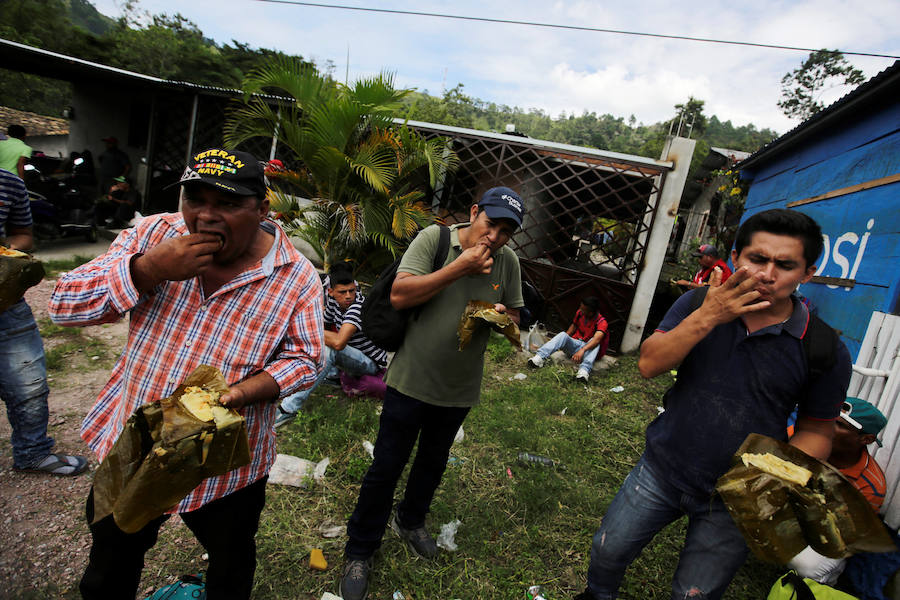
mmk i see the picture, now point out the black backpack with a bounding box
[686,286,838,380]
[361,225,450,352]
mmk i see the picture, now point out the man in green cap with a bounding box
[787,396,887,584]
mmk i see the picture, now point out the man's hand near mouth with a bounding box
[130,233,223,293]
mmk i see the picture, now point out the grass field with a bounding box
[143,333,784,599]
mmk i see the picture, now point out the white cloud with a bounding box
[88,0,900,135]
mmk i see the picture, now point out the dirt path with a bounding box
[0,279,128,597]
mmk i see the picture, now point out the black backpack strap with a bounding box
[687,286,708,312]
[802,312,838,381]
[779,571,817,600]
[432,225,450,272]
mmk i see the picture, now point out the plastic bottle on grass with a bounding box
[517,452,557,468]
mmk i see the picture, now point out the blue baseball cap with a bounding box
[478,187,524,228]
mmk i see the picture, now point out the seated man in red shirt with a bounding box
[788,396,887,584]
[527,296,609,382]
[675,244,733,289]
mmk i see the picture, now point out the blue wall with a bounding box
[741,102,900,360]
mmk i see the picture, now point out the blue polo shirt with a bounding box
[644,288,851,496]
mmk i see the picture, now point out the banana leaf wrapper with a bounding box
[92,365,252,533]
[457,300,521,351]
[716,433,896,564]
[0,249,45,313]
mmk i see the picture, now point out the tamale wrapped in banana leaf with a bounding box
[0,245,45,313]
[92,365,251,533]
[457,300,521,351]
[716,433,895,564]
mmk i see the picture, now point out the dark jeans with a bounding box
[345,386,470,559]
[80,476,267,600]
[0,300,54,469]
[586,455,748,600]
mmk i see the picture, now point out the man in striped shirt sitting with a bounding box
[50,148,324,599]
[276,262,388,428]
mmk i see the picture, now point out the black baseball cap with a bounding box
[478,187,524,228]
[177,148,268,198]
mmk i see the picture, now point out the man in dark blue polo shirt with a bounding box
[575,209,852,600]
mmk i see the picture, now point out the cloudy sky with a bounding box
[92,0,899,135]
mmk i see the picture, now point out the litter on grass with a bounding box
[309,548,327,570]
[437,519,462,551]
[267,454,329,487]
[362,440,375,458]
[510,372,527,381]
[320,593,342,600]
[318,521,346,538]
[454,426,464,444]
[609,385,625,393]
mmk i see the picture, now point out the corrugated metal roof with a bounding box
[740,60,900,170]
[401,119,673,170]
[0,106,68,136]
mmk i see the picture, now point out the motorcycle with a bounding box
[24,156,98,243]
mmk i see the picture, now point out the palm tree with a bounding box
[223,56,458,273]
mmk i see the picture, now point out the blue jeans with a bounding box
[586,455,748,600]
[345,386,470,559]
[0,300,54,468]
[536,332,600,372]
[280,345,378,414]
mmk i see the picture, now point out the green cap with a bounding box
[113,175,127,183]
[840,397,887,446]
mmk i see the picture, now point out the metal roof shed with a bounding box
[739,60,900,360]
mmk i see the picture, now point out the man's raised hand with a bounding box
[131,233,223,291]
[699,266,771,326]
[457,243,494,275]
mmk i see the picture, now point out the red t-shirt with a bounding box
[571,310,610,356]
[693,259,732,285]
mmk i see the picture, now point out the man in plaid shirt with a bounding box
[49,148,324,599]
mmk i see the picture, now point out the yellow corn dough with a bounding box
[180,386,222,422]
[0,245,28,257]
[741,452,813,486]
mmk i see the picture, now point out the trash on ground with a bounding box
[320,593,342,600]
[510,372,527,381]
[657,406,665,414]
[669,370,678,376]
[527,584,548,600]
[318,521,346,538]
[447,455,466,466]
[267,453,329,487]
[436,519,462,551]
[506,467,513,479]
[392,592,405,600]
[560,407,567,416]
[454,426,464,444]
[609,385,625,393]
[517,452,558,468]
[309,548,327,570]
[362,440,375,458]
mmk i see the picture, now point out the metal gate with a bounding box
[407,121,672,351]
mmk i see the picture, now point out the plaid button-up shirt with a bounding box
[49,213,323,512]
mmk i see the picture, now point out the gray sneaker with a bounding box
[340,557,373,600]
[390,512,438,559]
[273,407,296,429]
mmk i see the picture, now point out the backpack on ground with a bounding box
[361,225,450,352]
